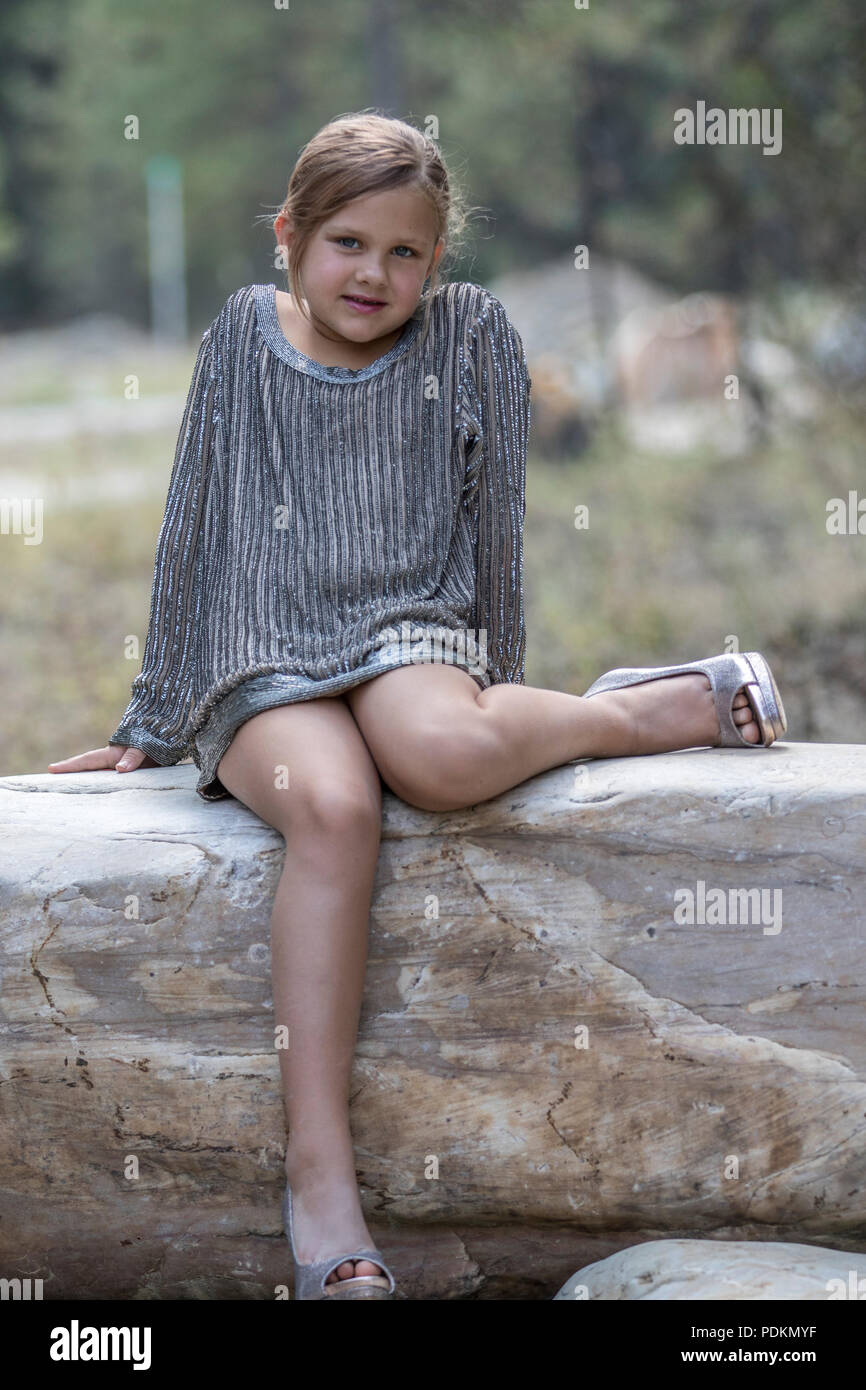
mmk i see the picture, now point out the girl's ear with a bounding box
[275,210,295,243]
[427,237,445,274]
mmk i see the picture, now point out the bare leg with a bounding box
[216,698,386,1284]
[344,665,760,812]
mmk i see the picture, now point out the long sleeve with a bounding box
[108,327,218,763]
[458,291,531,685]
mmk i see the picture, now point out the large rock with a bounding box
[0,740,864,1299]
[554,1238,866,1299]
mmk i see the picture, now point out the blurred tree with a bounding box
[0,0,863,329]
[0,0,68,322]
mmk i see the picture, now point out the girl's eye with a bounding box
[333,237,415,257]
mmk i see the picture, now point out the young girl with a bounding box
[48,111,787,1300]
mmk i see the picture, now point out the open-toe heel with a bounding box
[582,650,787,748]
[282,1182,396,1300]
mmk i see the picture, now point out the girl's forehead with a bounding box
[328,186,436,226]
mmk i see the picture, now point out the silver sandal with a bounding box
[582,650,787,748]
[282,1182,396,1300]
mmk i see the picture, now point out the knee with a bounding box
[383,709,501,813]
[279,776,382,843]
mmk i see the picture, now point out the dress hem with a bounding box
[193,637,493,802]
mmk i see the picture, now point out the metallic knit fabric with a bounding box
[108,280,531,800]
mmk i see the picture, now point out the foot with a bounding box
[588,673,760,757]
[285,1154,386,1287]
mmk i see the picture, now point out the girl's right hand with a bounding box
[48,745,160,774]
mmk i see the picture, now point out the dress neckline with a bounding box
[254,283,423,382]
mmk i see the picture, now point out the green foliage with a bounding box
[1,0,864,328]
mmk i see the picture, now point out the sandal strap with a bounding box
[583,652,776,747]
[686,654,763,746]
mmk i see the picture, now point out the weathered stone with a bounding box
[554,1237,866,1300]
[0,740,864,1299]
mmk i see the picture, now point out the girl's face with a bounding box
[276,185,443,350]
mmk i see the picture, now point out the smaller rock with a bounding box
[553,1239,866,1300]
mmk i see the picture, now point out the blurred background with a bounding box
[1,0,865,781]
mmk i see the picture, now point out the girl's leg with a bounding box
[215,697,386,1285]
[343,664,759,813]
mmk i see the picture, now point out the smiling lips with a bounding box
[343,293,385,308]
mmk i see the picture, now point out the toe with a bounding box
[326,1257,384,1284]
[714,686,762,745]
[732,688,758,725]
[733,697,761,743]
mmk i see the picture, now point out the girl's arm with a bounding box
[459,290,531,686]
[107,326,219,764]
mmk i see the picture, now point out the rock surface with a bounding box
[554,1237,866,1299]
[0,740,864,1299]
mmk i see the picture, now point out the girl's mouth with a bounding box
[343,294,386,312]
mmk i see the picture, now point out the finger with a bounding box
[48,748,119,772]
[114,748,147,770]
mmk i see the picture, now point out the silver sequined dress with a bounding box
[108,280,531,800]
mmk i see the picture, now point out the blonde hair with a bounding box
[257,110,476,342]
